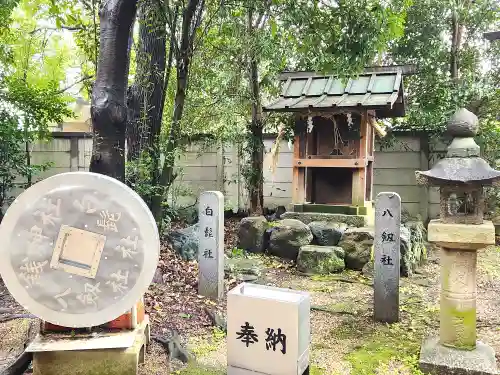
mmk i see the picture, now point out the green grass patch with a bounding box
[340,282,436,374]
[346,324,425,375]
[188,327,226,358]
[309,365,327,375]
[175,364,226,375]
[329,316,377,342]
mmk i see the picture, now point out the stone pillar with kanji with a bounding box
[417,108,500,375]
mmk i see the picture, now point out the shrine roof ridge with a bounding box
[263,66,407,118]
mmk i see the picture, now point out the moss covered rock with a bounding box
[297,245,345,274]
[225,257,264,282]
[168,223,199,261]
[268,219,313,260]
[308,221,347,246]
[401,221,427,276]
[238,216,268,253]
[338,227,374,270]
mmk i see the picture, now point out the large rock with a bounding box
[358,223,427,277]
[297,245,345,274]
[308,221,347,246]
[268,219,313,260]
[400,225,412,277]
[238,216,268,253]
[168,223,199,261]
[400,221,428,276]
[176,206,198,224]
[338,227,374,270]
[281,212,366,227]
[225,257,264,282]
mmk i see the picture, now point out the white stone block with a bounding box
[227,283,310,375]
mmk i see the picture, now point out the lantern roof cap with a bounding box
[446,108,479,137]
[416,108,500,186]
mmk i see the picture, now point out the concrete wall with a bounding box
[5,132,445,221]
[6,133,93,202]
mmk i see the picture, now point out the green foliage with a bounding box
[0,114,50,213]
[6,0,499,222]
[390,0,500,136]
[230,247,246,258]
[46,0,100,96]
[0,0,73,218]
[282,0,412,74]
[125,152,163,203]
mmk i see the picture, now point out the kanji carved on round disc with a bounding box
[0,172,160,328]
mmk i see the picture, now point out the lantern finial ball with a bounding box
[447,108,479,137]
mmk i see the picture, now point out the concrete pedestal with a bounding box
[419,336,497,375]
[29,318,150,375]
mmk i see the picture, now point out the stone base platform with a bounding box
[427,220,495,250]
[281,211,367,227]
[28,318,150,375]
[419,336,498,375]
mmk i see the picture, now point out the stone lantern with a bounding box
[417,108,500,375]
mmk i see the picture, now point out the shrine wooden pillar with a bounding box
[351,112,366,206]
[352,111,372,206]
[292,134,305,204]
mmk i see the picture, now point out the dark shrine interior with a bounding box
[301,113,370,205]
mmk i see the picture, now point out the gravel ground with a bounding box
[193,245,500,374]
[2,218,500,375]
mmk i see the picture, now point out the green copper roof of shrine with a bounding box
[263,69,406,118]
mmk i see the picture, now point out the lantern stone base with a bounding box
[427,220,495,250]
[419,336,498,375]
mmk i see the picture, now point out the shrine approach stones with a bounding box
[238,216,268,253]
[297,245,345,274]
[308,221,347,246]
[268,219,313,260]
[338,228,374,270]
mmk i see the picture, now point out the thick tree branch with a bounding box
[57,75,94,94]
[29,26,84,35]
[90,0,138,181]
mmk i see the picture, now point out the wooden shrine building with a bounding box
[263,67,407,224]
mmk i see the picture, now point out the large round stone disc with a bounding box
[0,172,159,328]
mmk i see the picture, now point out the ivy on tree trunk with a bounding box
[90,0,138,182]
[151,0,205,222]
[245,6,264,215]
[126,1,169,165]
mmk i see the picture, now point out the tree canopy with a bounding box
[0,0,499,220]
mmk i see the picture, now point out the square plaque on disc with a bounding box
[50,225,106,279]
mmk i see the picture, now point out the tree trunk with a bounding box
[450,10,459,80]
[126,2,167,166]
[246,8,264,215]
[90,0,138,182]
[126,84,141,162]
[450,5,465,81]
[151,0,203,222]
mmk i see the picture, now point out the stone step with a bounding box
[281,211,367,227]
